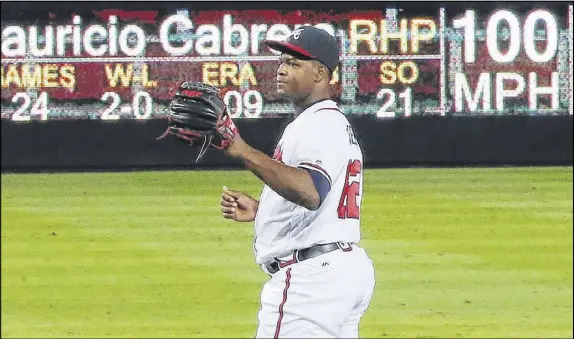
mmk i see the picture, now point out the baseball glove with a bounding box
[157,81,239,161]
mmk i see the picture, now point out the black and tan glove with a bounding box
[157,82,239,161]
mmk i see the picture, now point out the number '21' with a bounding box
[338,159,362,219]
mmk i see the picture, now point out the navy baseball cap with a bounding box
[264,26,340,72]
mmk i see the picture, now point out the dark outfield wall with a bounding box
[1,1,572,171]
[1,116,572,172]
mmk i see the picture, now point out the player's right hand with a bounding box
[220,186,259,222]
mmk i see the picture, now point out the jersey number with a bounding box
[337,159,362,219]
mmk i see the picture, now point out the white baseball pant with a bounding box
[255,244,375,338]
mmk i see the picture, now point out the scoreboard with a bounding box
[1,2,572,121]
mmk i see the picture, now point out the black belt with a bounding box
[264,242,353,275]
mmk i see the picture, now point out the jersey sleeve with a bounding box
[292,110,349,187]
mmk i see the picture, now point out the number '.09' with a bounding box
[223,90,263,118]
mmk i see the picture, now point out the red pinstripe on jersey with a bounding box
[278,252,298,268]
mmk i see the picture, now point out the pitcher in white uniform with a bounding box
[219,26,376,338]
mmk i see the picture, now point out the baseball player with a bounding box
[219,26,376,338]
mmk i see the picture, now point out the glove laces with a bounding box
[195,134,213,163]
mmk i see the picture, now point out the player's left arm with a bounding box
[225,135,322,210]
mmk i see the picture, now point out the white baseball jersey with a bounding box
[253,99,364,265]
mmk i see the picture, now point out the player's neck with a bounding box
[292,90,332,115]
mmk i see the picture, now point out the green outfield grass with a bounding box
[1,167,572,338]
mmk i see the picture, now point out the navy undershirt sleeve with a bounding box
[304,169,331,206]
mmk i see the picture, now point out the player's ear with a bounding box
[315,63,329,83]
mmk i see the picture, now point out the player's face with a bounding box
[276,53,317,101]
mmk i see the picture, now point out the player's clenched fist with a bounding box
[220,186,259,222]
